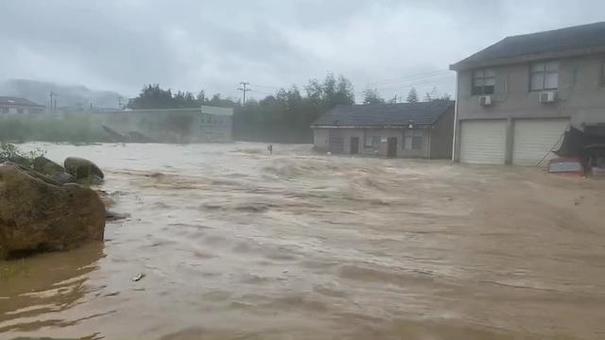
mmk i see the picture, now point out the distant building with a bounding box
[311,101,455,159]
[97,105,233,143]
[450,22,605,165]
[0,96,45,115]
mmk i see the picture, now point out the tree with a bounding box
[128,74,357,144]
[388,95,398,104]
[406,88,418,103]
[127,84,200,109]
[439,93,452,101]
[424,86,439,102]
[362,88,385,104]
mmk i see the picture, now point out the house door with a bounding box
[387,137,397,158]
[350,137,359,154]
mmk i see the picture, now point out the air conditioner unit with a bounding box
[480,95,493,106]
[539,91,557,103]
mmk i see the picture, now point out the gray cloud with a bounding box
[1,0,604,101]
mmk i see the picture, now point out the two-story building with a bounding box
[450,22,605,165]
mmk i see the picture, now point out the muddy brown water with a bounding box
[1,143,605,340]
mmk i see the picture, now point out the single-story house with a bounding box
[450,22,605,165]
[311,100,455,159]
[0,96,45,115]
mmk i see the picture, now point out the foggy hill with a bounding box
[0,79,125,109]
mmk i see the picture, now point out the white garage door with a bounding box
[460,120,507,164]
[512,119,569,166]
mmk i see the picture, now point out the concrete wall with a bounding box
[313,127,432,158]
[98,109,232,143]
[456,54,605,126]
[454,54,605,161]
[313,128,329,151]
[0,106,44,115]
[429,106,454,159]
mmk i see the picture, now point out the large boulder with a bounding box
[33,156,75,185]
[64,157,104,185]
[0,163,105,259]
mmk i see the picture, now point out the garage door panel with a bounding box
[460,120,507,164]
[513,119,569,166]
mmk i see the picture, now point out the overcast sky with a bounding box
[1,0,604,102]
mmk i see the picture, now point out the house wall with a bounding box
[312,127,431,158]
[0,105,45,115]
[313,128,329,151]
[454,54,605,162]
[456,54,605,126]
[429,106,454,159]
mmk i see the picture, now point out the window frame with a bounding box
[364,133,380,148]
[471,68,496,96]
[529,61,559,92]
[403,129,423,150]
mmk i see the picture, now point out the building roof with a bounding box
[311,100,454,128]
[451,22,605,71]
[0,96,45,107]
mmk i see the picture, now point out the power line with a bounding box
[238,81,250,104]
[368,69,451,86]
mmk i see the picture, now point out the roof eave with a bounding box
[450,46,605,71]
[311,124,434,129]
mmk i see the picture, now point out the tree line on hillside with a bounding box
[127,75,450,143]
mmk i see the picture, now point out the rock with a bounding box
[33,156,75,184]
[1,154,31,167]
[0,163,105,260]
[96,190,115,208]
[106,210,130,221]
[64,157,104,184]
[33,156,64,176]
[52,172,76,185]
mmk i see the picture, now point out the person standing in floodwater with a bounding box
[268,144,273,155]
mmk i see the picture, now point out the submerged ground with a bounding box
[1,143,604,339]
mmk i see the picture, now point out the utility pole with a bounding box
[238,81,250,104]
[49,91,56,113]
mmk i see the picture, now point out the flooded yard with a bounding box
[1,143,605,339]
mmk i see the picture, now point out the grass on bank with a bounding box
[0,115,107,143]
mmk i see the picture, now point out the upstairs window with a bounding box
[472,69,495,95]
[530,61,559,91]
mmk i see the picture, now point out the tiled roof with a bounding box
[311,100,454,127]
[451,22,605,70]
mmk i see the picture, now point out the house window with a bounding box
[0,107,8,114]
[472,69,495,95]
[403,129,423,150]
[364,135,380,148]
[530,61,559,91]
[17,108,24,114]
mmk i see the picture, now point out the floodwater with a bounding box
[1,143,605,340]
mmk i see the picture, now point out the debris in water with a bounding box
[132,273,145,282]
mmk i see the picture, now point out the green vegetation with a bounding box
[128,73,356,143]
[0,115,107,143]
[2,74,450,144]
[0,141,46,167]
